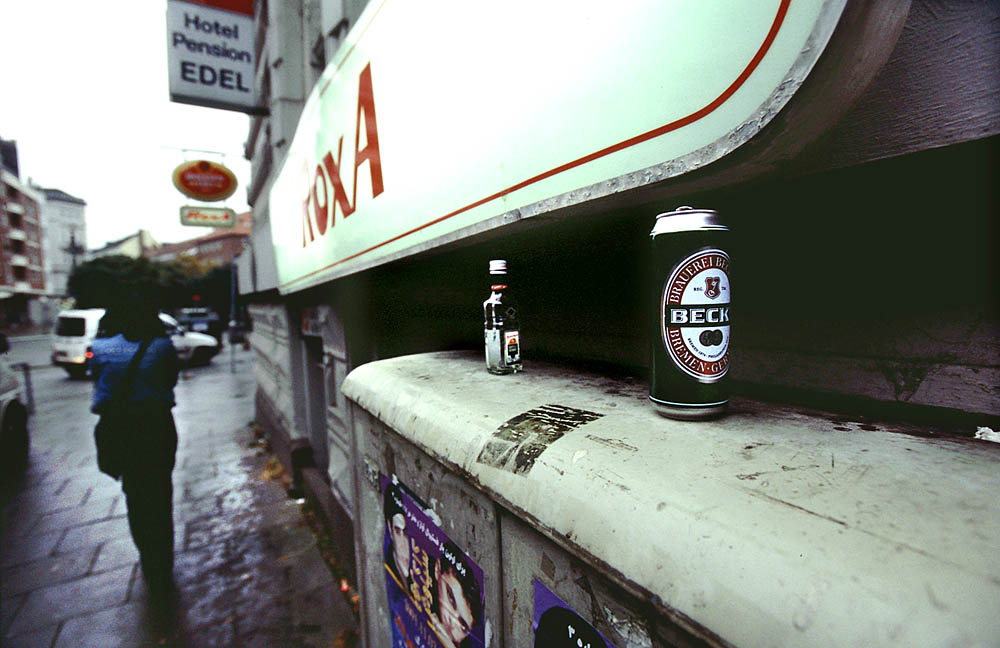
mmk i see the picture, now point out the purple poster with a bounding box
[534,579,617,648]
[382,474,486,648]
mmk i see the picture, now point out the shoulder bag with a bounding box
[94,338,152,479]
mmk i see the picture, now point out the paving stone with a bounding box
[9,467,63,492]
[0,507,40,540]
[180,447,248,470]
[241,629,306,648]
[91,537,140,574]
[1,545,97,597]
[56,516,131,553]
[30,496,118,535]
[182,474,252,503]
[292,581,353,648]
[180,620,238,648]
[174,461,218,483]
[0,591,24,637]
[174,543,231,580]
[4,565,133,636]
[219,481,288,513]
[273,524,319,560]
[0,623,59,648]
[52,478,94,506]
[84,477,125,504]
[52,601,168,648]
[0,527,63,568]
[174,492,221,519]
[31,476,71,498]
[290,543,339,595]
[4,486,78,518]
[108,494,126,517]
[181,578,245,636]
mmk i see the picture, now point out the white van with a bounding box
[51,308,105,378]
[51,308,220,378]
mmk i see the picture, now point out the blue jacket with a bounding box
[90,334,179,414]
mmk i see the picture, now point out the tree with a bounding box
[68,255,176,310]
[68,255,236,319]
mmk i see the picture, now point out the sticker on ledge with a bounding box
[476,404,603,475]
[381,474,487,648]
[534,579,617,647]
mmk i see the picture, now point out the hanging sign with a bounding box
[172,160,238,201]
[166,0,263,114]
[180,205,237,227]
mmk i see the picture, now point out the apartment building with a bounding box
[0,139,46,329]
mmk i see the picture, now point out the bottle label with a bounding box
[503,330,520,364]
[661,248,730,382]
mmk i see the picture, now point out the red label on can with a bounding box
[661,248,730,382]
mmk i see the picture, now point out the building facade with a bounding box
[87,229,159,260]
[37,187,87,297]
[236,2,999,645]
[151,211,250,267]
[0,141,47,329]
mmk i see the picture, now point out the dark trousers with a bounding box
[121,409,178,587]
[122,468,174,582]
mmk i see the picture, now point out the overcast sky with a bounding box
[0,1,251,250]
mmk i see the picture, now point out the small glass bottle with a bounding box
[483,259,522,374]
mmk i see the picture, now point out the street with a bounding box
[0,337,357,647]
[3,334,53,370]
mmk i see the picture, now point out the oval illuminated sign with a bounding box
[172,160,238,201]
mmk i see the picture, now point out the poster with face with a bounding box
[382,474,487,648]
[534,579,617,648]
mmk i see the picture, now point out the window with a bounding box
[56,316,86,336]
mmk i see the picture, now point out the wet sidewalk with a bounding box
[1,350,358,647]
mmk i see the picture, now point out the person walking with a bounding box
[90,299,180,596]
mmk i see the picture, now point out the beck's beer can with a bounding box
[648,206,730,419]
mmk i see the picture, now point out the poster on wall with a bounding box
[382,474,487,648]
[534,579,617,648]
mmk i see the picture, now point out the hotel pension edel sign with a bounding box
[270,0,846,294]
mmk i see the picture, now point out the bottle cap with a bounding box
[489,259,507,274]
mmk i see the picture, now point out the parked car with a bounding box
[159,312,221,366]
[174,307,224,342]
[0,333,29,472]
[51,309,221,378]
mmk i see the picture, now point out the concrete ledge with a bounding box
[343,350,1000,647]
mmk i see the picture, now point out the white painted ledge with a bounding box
[343,351,1000,647]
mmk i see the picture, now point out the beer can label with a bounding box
[661,248,730,382]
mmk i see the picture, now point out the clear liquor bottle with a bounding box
[483,259,522,374]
